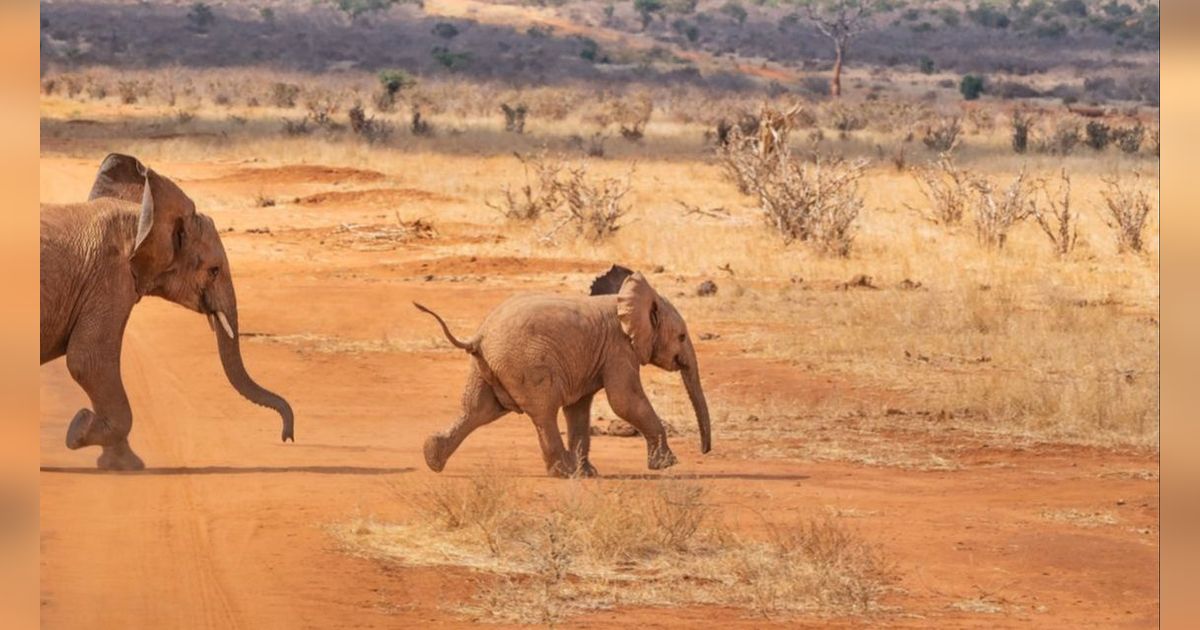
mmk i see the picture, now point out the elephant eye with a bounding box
[678,333,686,342]
[208,266,220,279]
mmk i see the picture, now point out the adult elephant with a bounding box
[40,154,293,470]
[415,265,712,478]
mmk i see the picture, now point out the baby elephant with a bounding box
[415,265,712,478]
[41,154,293,470]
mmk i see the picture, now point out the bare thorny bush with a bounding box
[970,169,1037,250]
[343,471,892,624]
[911,153,971,225]
[1101,171,1154,253]
[486,150,565,222]
[489,151,634,242]
[1030,169,1078,256]
[720,123,866,256]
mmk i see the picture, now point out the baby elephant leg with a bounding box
[66,337,143,471]
[530,408,575,479]
[424,366,509,473]
[564,394,597,477]
[604,374,677,471]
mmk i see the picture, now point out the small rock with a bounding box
[897,278,923,290]
[699,332,720,341]
[696,279,718,296]
[650,264,665,273]
[423,274,434,281]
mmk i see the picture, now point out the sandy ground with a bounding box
[39,155,1158,628]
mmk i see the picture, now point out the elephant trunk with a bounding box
[681,345,712,454]
[208,282,294,442]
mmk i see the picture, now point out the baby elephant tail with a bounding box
[413,302,478,354]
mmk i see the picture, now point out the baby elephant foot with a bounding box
[648,447,678,471]
[423,435,448,473]
[65,409,97,450]
[96,441,145,471]
[574,460,599,479]
[546,454,577,479]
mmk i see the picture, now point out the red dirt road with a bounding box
[39,157,1158,628]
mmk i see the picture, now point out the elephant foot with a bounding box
[574,460,599,479]
[546,454,577,479]
[423,435,447,473]
[648,448,678,471]
[65,409,97,450]
[96,442,145,471]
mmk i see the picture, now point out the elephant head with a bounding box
[89,154,294,442]
[592,265,712,454]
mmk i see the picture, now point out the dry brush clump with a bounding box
[339,471,892,623]
[1030,169,1078,256]
[489,152,634,241]
[970,169,1037,249]
[486,151,566,222]
[921,116,963,153]
[720,125,866,256]
[912,154,971,226]
[1101,171,1154,253]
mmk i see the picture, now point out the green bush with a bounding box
[918,56,936,74]
[960,74,985,100]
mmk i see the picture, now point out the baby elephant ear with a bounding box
[88,153,149,203]
[129,166,197,283]
[589,264,635,296]
[616,272,659,365]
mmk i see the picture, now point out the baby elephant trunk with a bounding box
[209,284,294,442]
[681,346,712,454]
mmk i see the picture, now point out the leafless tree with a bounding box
[797,0,901,98]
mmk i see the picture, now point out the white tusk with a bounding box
[216,311,235,339]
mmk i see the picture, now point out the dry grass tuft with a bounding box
[1101,171,1154,254]
[338,470,893,623]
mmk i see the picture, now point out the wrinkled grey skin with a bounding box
[40,154,293,470]
[415,265,712,478]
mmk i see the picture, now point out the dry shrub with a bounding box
[500,102,527,134]
[271,82,301,108]
[486,151,565,221]
[1085,120,1111,150]
[548,162,635,242]
[921,116,962,153]
[721,126,865,256]
[1038,118,1082,155]
[610,96,653,142]
[1010,109,1034,154]
[912,154,971,225]
[410,104,433,136]
[340,471,892,623]
[1113,122,1144,154]
[971,169,1036,249]
[347,103,393,144]
[1101,171,1154,253]
[827,103,868,138]
[1031,169,1078,256]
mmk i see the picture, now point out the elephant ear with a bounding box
[616,272,659,365]
[88,153,149,203]
[590,264,635,296]
[128,165,197,284]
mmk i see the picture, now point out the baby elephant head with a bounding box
[593,265,712,454]
[89,154,294,442]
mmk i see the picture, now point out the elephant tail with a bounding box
[413,302,479,354]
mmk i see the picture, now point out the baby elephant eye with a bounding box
[208,266,220,279]
[678,333,686,342]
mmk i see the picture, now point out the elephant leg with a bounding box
[424,365,508,473]
[64,329,144,471]
[529,408,575,479]
[564,394,597,478]
[603,372,677,471]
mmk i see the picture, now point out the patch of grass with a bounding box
[336,469,893,622]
